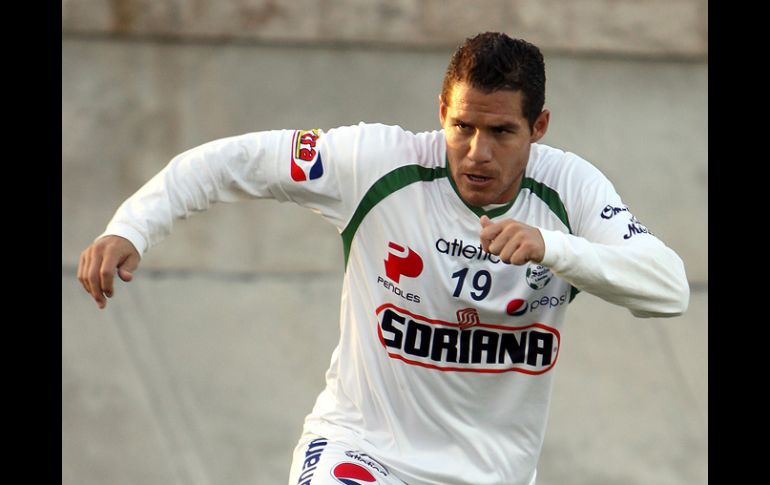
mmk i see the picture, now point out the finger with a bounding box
[498,239,520,263]
[117,251,140,282]
[78,250,90,294]
[86,253,107,309]
[479,215,493,228]
[99,253,122,299]
[480,223,505,252]
[118,268,134,282]
[509,246,531,265]
[84,249,96,296]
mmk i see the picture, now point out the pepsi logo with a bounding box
[331,462,377,484]
[506,299,528,316]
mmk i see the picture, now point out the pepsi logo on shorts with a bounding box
[331,462,378,484]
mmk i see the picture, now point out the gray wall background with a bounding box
[62,1,707,484]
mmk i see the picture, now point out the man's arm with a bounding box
[76,123,410,309]
[478,150,690,318]
[77,131,297,309]
[480,215,688,317]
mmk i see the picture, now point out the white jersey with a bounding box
[102,123,689,485]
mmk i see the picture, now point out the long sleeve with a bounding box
[527,145,689,318]
[98,132,292,256]
[97,123,443,258]
[539,228,689,317]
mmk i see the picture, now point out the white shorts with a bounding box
[288,433,408,485]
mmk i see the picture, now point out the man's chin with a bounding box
[458,188,496,208]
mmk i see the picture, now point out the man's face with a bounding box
[440,83,549,207]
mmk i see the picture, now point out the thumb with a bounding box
[480,215,492,228]
[117,268,134,282]
[117,253,140,282]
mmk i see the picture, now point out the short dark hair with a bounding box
[441,32,546,129]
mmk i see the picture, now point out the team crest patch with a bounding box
[526,264,552,290]
[290,129,323,182]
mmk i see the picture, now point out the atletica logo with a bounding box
[384,242,423,283]
[344,451,390,477]
[290,129,324,182]
[377,303,560,374]
[456,307,480,329]
[526,264,552,290]
[435,237,501,264]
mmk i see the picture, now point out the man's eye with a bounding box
[455,123,470,130]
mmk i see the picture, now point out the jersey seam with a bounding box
[340,164,448,265]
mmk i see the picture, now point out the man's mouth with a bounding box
[465,174,492,183]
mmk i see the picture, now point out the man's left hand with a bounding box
[479,215,545,265]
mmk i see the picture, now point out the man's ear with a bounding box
[439,94,448,126]
[529,109,550,143]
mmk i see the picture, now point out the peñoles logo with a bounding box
[384,242,423,283]
[378,242,423,303]
[290,129,324,182]
[377,303,560,374]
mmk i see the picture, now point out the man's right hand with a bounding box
[78,235,141,310]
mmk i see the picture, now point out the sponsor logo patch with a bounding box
[506,299,528,316]
[377,303,560,374]
[331,462,377,484]
[296,437,328,484]
[526,264,552,290]
[600,204,630,219]
[378,242,423,303]
[290,129,324,182]
[435,237,500,264]
[623,215,652,239]
[344,451,389,477]
[384,242,423,283]
[456,307,480,329]
[506,293,567,316]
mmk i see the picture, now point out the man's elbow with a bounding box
[631,278,690,318]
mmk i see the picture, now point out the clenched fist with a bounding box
[479,215,545,265]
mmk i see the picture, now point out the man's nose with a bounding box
[468,131,492,163]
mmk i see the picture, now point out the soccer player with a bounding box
[78,32,689,485]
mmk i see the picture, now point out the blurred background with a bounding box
[62,1,707,484]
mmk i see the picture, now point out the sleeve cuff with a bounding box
[96,223,148,257]
[538,228,568,269]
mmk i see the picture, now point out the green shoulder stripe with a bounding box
[520,177,572,234]
[341,165,448,264]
